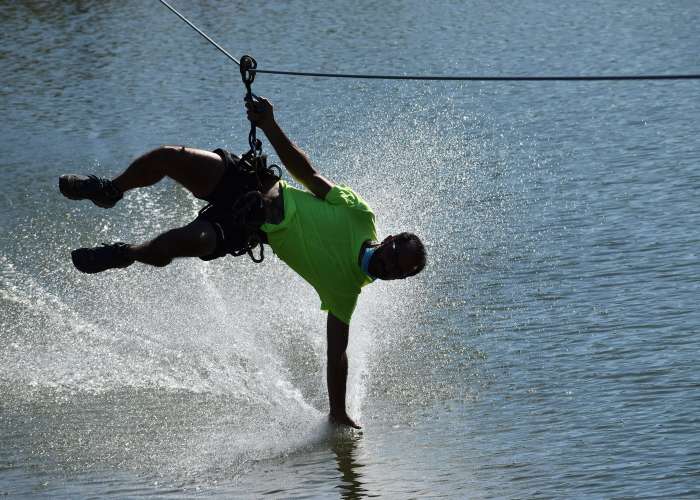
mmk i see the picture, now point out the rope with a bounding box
[253,69,700,81]
[158,0,239,66]
[158,0,700,83]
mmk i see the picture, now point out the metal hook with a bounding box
[239,55,257,86]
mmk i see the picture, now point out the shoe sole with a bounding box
[71,247,134,274]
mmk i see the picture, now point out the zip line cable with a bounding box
[158,0,240,66]
[158,0,700,82]
[252,70,700,81]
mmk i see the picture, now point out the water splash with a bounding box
[0,95,528,486]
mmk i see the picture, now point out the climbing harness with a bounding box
[232,55,282,263]
[196,55,282,264]
[224,190,267,263]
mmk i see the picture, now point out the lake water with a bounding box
[1,0,699,497]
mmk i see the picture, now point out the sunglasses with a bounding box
[381,240,403,278]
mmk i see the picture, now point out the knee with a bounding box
[159,144,187,156]
[327,343,348,361]
[145,145,187,165]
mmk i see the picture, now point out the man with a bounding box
[59,97,426,428]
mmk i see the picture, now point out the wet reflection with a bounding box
[330,431,372,499]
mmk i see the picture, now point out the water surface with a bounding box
[1,0,699,497]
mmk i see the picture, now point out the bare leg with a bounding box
[128,219,218,267]
[112,146,226,199]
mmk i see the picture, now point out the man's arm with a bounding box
[327,313,361,429]
[246,97,334,199]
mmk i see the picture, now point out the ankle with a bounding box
[128,244,172,267]
[123,243,136,259]
[110,178,127,196]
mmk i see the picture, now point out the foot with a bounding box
[59,174,123,208]
[329,412,361,430]
[71,243,134,274]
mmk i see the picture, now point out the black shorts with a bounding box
[195,148,274,261]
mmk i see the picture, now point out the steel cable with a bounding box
[159,0,700,82]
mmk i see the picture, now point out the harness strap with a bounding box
[227,190,266,262]
[211,154,279,263]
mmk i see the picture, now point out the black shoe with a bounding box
[59,174,123,208]
[71,243,134,274]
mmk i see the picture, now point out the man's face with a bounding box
[371,236,422,280]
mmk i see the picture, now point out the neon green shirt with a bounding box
[261,181,377,324]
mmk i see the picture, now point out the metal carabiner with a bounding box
[239,55,257,88]
[240,55,263,156]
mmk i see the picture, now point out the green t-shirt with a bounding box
[261,181,377,324]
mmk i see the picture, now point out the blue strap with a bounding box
[360,245,376,280]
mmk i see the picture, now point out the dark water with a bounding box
[2,0,699,497]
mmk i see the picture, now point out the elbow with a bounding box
[298,167,319,185]
[326,334,349,360]
[327,338,347,360]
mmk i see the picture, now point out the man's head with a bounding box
[369,232,426,280]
